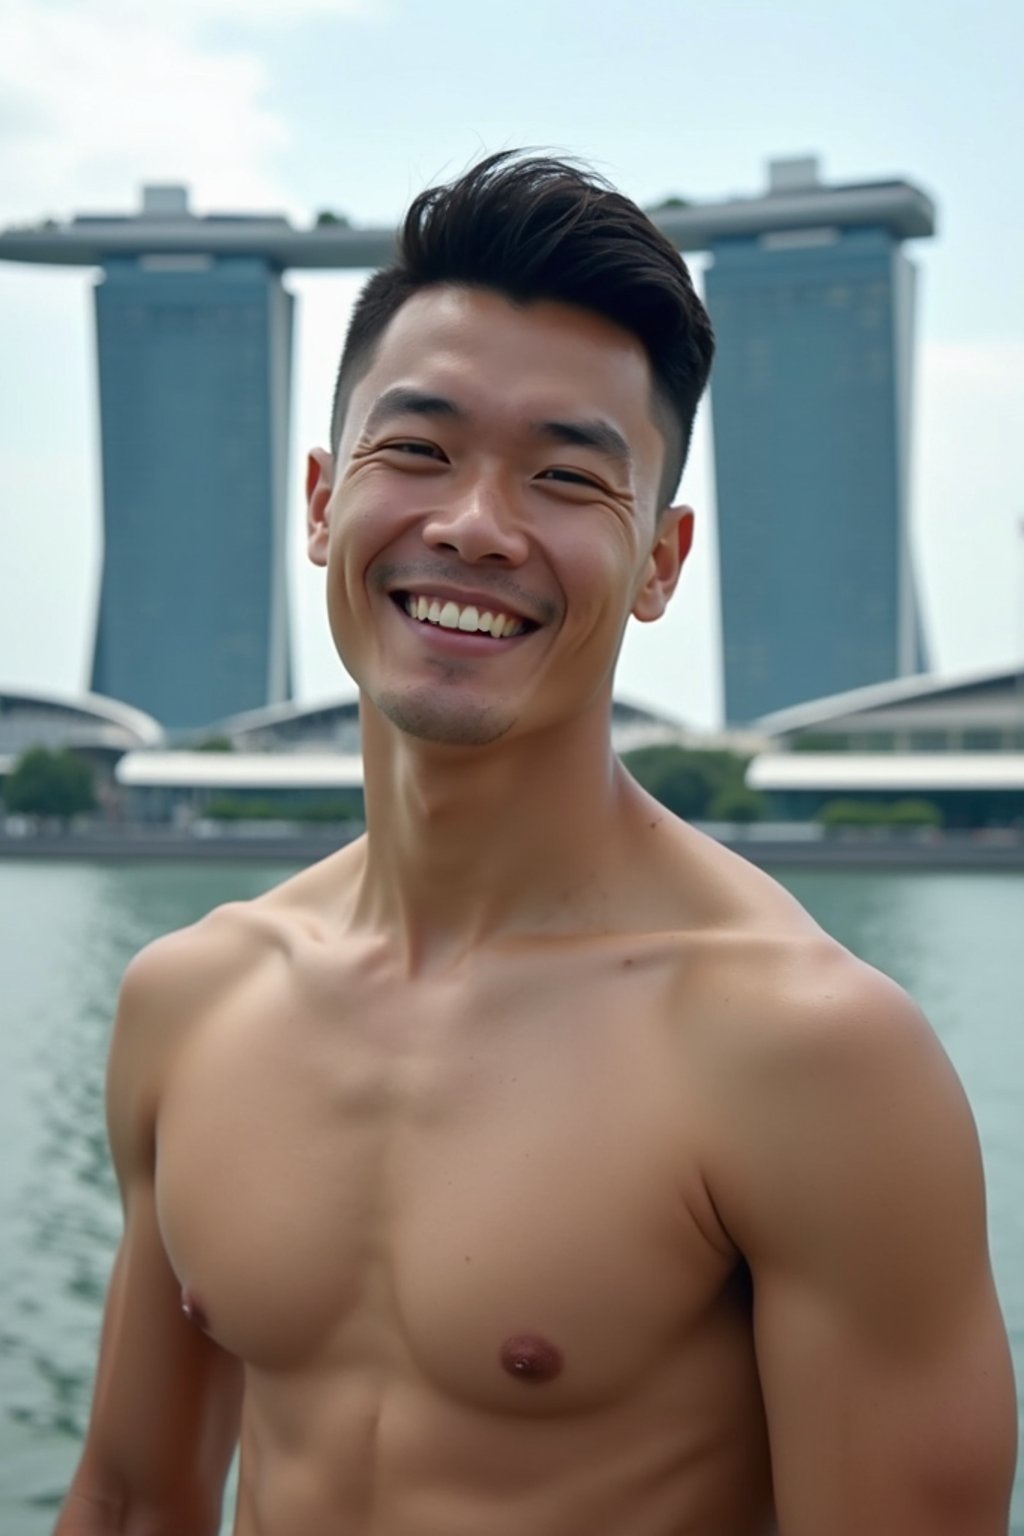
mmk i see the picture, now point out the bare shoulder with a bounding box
[653,825,979,1239]
[672,844,1018,1529]
[117,835,364,1027]
[109,838,365,1106]
[105,846,355,1174]
[665,820,946,1073]
[680,862,984,1290]
[114,892,282,1059]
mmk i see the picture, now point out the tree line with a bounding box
[1,743,946,830]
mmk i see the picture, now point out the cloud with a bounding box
[923,337,1024,388]
[169,0,374,21]
[913,337,1024,672]
[0,0,371,222]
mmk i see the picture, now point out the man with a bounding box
[56,153,1016,1535]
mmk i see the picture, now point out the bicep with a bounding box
[60,944,243,1533]
[718,964,1017,1535]
[754,1257,1015,1535]
[65,1180,242,1533]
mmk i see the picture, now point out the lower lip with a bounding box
[394,601,533,657]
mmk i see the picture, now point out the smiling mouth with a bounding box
[394,592,536,640]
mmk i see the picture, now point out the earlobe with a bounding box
[306,448,334,568]
[632,506,695,623]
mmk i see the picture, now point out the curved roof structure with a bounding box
[211,694,363,752]
[0,682,163,768]
[754,662,1024,739]
[208,693,691,756]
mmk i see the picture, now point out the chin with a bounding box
[375,687,515,747]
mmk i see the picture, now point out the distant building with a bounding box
[202,694,691,757]
[0,683,162,785]
[84,188,295,729]
[113,695,695,823]
[0,186,402,731]
[748,663,1024,827]
[702,157,934,724]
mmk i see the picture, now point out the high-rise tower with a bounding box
[696,157,935,724]
[89,207,294,730]
[0,185,394,732]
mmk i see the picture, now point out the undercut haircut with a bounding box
[329,151,715,510]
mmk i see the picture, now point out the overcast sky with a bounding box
[0,0,1021,730]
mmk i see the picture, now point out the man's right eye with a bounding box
[385,440,444,459]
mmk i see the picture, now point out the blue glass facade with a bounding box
[706,226,928,725]
[90,256,293,731]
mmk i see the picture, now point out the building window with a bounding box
[962,729,1003,751]
[909,731,949,751]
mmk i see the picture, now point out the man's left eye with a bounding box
[539,468,599,488]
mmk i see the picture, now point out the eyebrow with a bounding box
[361,386,464,437]
[361,387,632,475]
[529,417,632,474]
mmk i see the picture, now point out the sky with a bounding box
[0,0,1021,731]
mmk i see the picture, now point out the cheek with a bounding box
[554,522,641,624]
[325,497,388,597]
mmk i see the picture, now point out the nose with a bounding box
[421,476,529,565]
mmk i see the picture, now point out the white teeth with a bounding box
[402,594,527,639]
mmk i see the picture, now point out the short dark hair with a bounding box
[330,151,715,509]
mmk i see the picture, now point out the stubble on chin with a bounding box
[375,686,514,747]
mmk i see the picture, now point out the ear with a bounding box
[306,448,335,568]
[632,505,695,623]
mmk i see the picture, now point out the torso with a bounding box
[151,826,814,1535]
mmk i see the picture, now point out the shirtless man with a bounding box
[56,153,1016,1536]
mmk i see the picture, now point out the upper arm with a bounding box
[57,932,244,1535]
[713,952,1017,1536]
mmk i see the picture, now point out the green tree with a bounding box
[885,798,944,829]
[817,799,884,828]
[708,784,766,823]
[204,792,363,823]
[817,798,945,830]
[4,747,97,821]
[623,744,758,821]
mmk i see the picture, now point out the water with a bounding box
[1,859,1021,1531]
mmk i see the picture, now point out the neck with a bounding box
[354,696,634,970]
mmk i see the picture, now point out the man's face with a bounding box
[307,286,693,748]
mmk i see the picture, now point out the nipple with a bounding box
[181,1287,209,1332]
[499,1334,563,1383]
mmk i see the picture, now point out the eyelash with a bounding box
[387,441,441,457]
[382,442,601,491]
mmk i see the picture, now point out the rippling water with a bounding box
[1,859,1021,1533]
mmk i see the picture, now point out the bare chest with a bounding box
[155,954,732,1411]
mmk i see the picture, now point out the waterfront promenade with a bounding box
[3,822,1023,870]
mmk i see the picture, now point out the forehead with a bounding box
[344,286,665,469]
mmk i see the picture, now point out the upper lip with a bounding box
[388,583,540,625]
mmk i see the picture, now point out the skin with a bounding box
[55,287,1017,1536]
